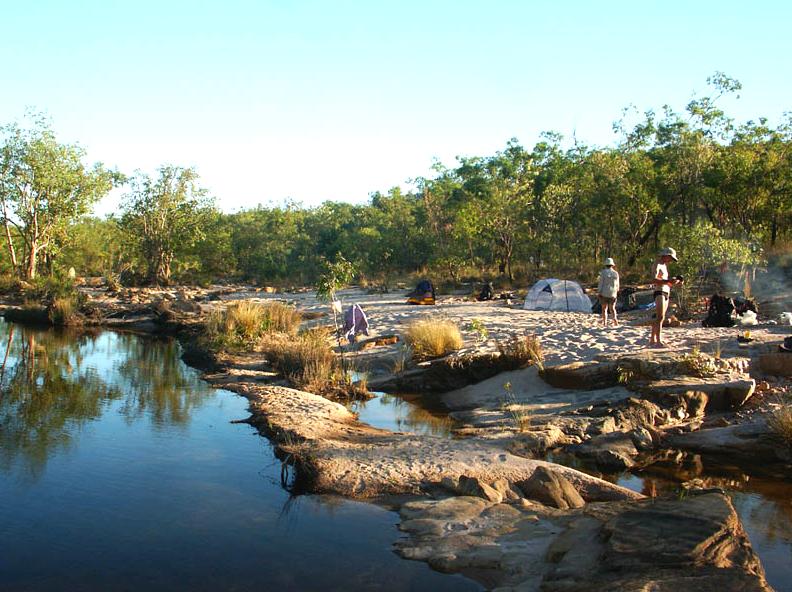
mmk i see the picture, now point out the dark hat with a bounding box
[780,336,792,352]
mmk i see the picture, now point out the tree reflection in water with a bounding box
[0,320,213,479]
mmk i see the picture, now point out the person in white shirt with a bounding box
[597,258,620,327]
[650,247,682,347]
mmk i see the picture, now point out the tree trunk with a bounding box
[26,243,37,280]
[1,200,17,272]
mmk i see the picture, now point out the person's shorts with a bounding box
[598,295,616,305]
[653,291,669,300]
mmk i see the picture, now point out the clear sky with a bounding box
[2,0,790,215]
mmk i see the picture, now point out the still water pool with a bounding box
[0,321,479,592]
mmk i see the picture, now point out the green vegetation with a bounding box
[404,318,464,359]
[501,381,531,432]
[0,74,788,289]
[468,318,489,342]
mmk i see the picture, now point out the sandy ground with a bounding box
[222,287,791,365]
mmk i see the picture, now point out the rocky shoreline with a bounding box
[2,284,789,591]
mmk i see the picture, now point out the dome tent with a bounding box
[523,279,593,313]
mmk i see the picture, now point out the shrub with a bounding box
[404,319,463,359]
[768,404,792,447]
[498,334,544,371]
[681,346,718,377]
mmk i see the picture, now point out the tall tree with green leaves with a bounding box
[120,166,214,284]
[0,115,117,279]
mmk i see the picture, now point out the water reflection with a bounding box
[348,392,455,437]
[0,321,212,479]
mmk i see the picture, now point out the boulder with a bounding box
[515,466,585,509]
[572,431,639,470]
[457,475,504,503]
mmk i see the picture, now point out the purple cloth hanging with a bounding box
[342,304,369,343]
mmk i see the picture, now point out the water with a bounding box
[348,392,455,437]
[0,321,480,592]
[614,457,792,591]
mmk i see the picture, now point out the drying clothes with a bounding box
[342,304,370,343]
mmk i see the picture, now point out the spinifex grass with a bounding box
[263,328,369,399]
[404,318,463,359]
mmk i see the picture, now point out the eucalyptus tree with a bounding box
[455,140,536,281]
[0,115,117,279]
[120,166,215,285]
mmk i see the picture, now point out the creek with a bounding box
[0,321,480,592]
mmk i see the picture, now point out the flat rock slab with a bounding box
[665,419,792,466]
[396,492,771,591]
[641,377,756,412]
[244,385,642,502]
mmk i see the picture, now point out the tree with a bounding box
[0,115,117,279]
[120,166,214,284]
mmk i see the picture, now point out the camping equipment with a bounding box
[342,304,369,344]
[738,310,758,326]
[702,294,736,327]
[734,297,758,315]
[477,282,494,301]
[523,279,593,313]
[407,279,436,305]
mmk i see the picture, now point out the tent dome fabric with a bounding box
[523,278,593,313]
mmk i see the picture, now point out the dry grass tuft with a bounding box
[48,297,80,326]
[263,301,303,334]
[769,404,792,447]
[498,334,544,371]
[262,328,368,399]
[264,329,338,393]
[404,318,463,359]
[204,301,302,352]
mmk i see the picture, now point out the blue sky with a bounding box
[2,0,790,214]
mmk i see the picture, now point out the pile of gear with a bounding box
[702,293,758,327]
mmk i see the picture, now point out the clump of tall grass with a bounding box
[403,318,463,359]
[204,301,302,352]
[264,329,337,391]
[768,404,792,447]
[263,328,368,399]
[48,296,81,326]
[262,301,303,334]
[497,334,544,371]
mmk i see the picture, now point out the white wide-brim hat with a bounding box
[604,258,615,267]
[660,247,678,261]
